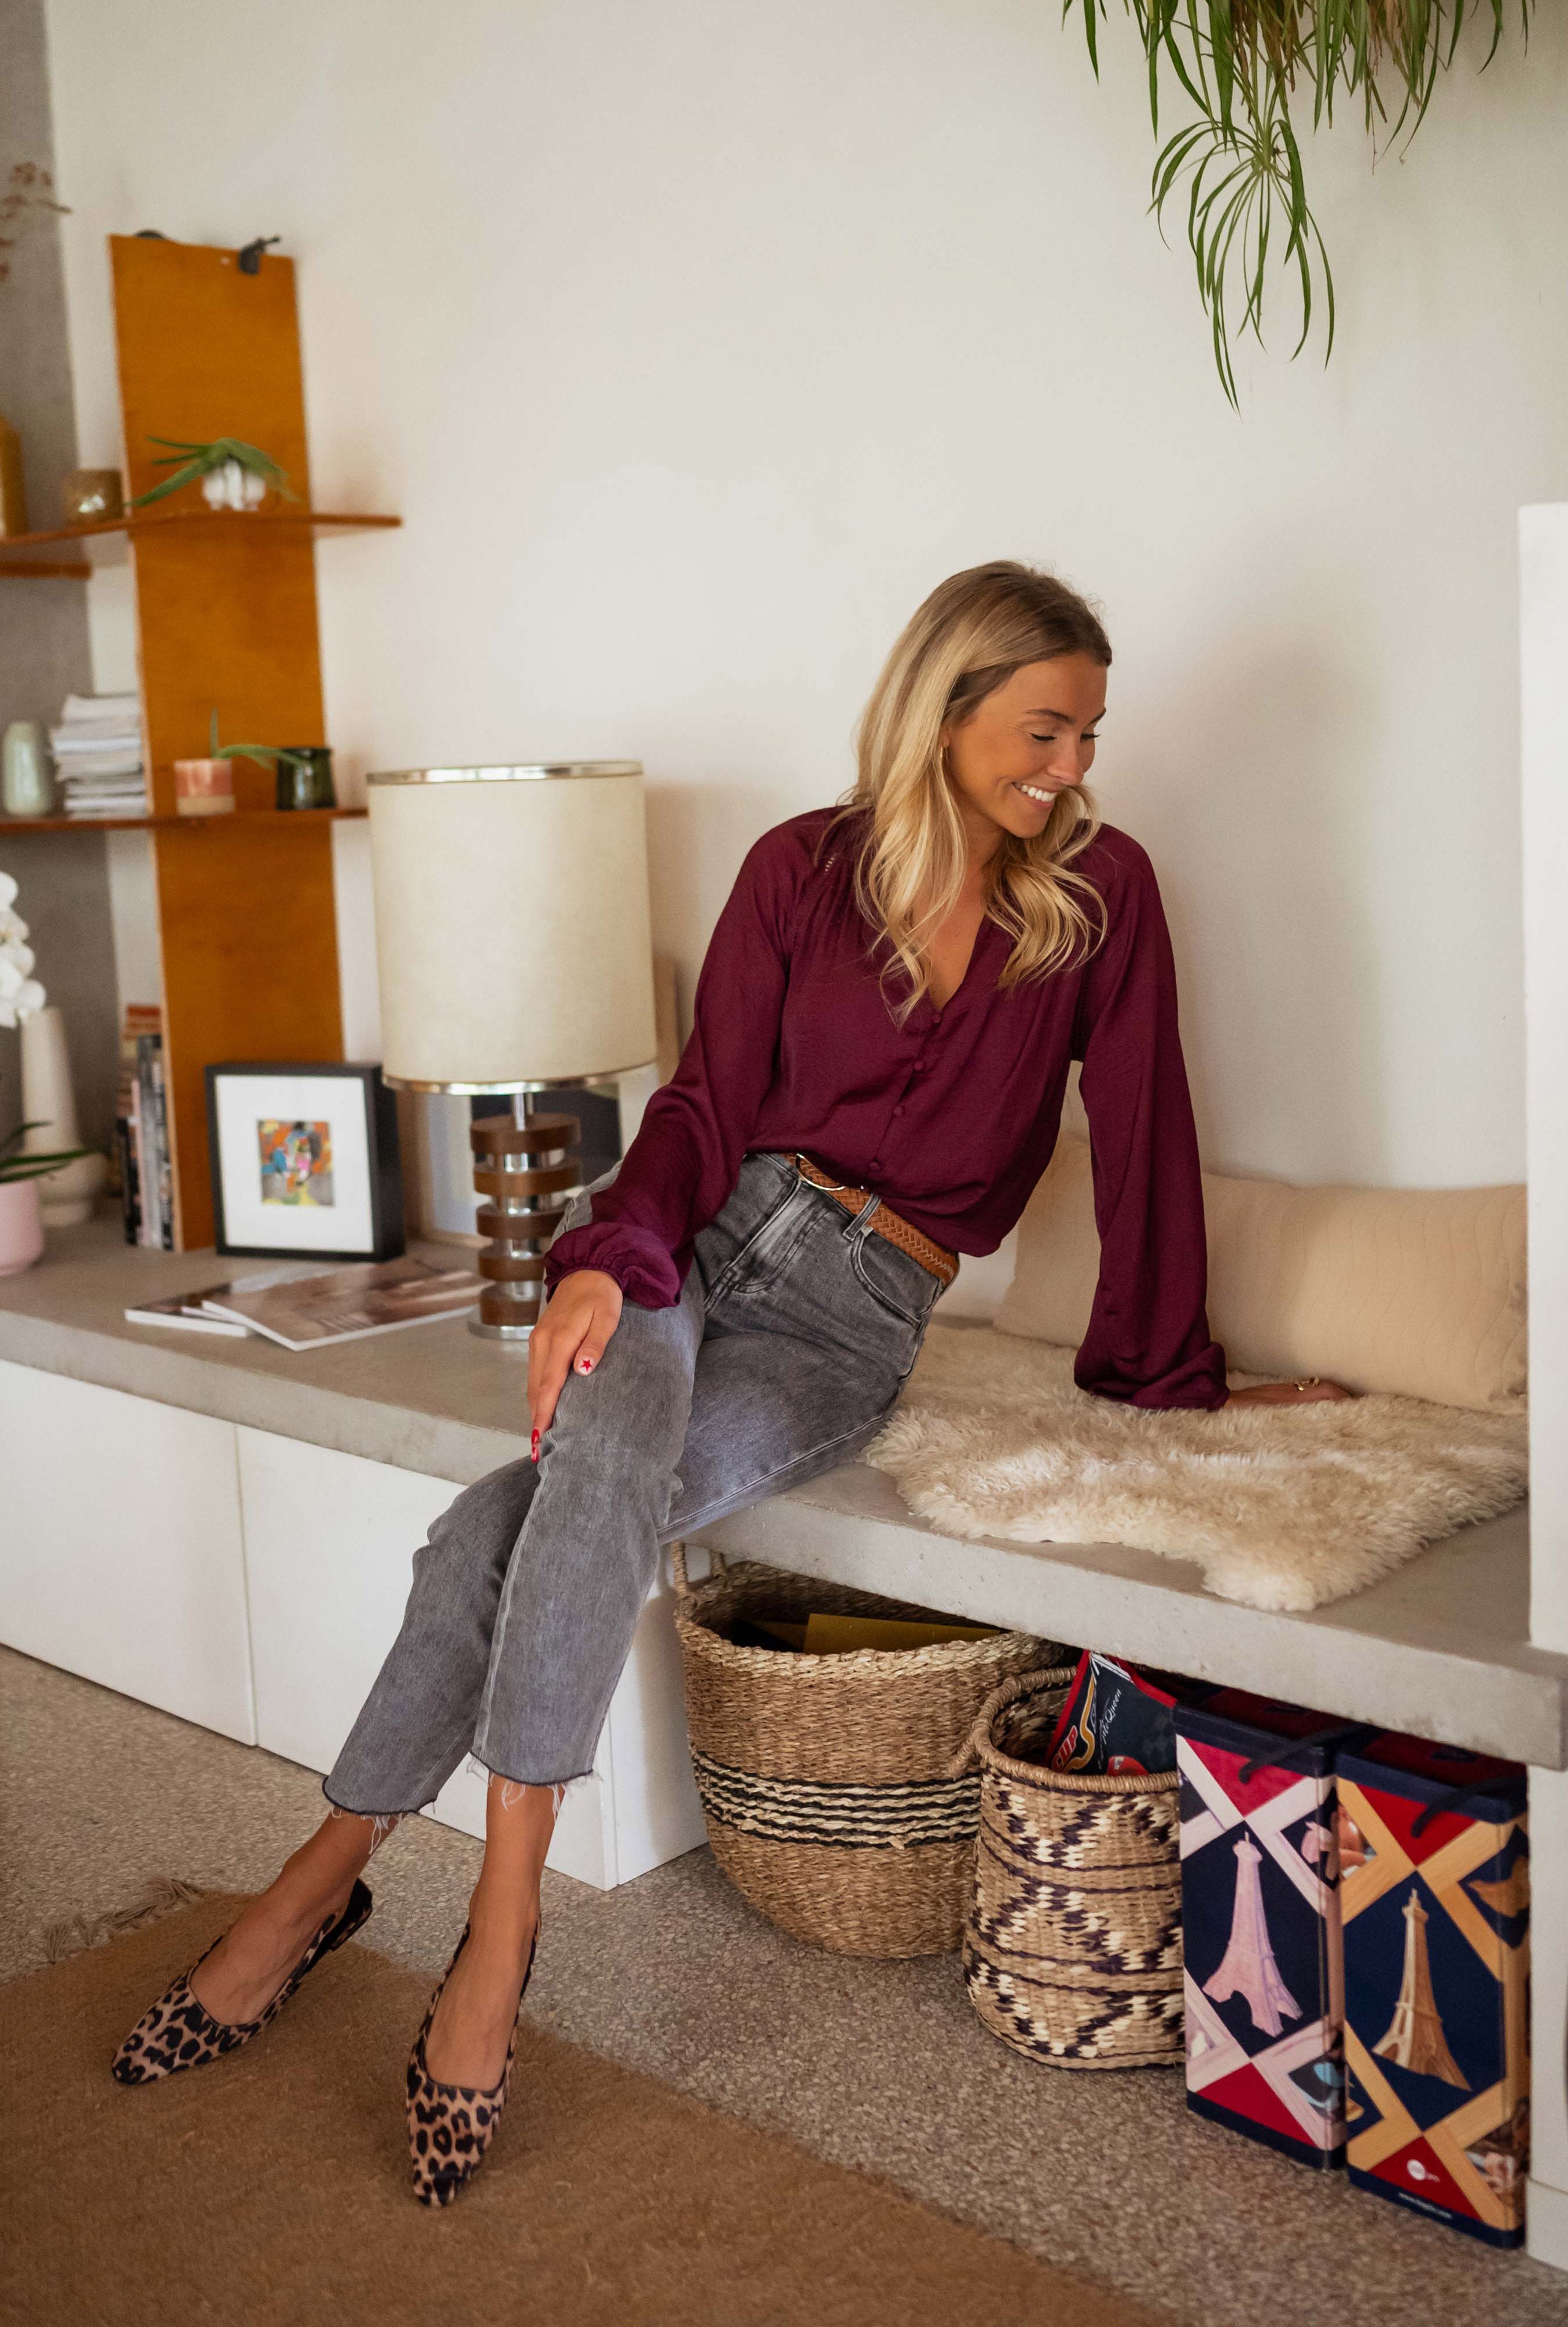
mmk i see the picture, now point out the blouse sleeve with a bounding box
[1072,837,1228,1410]
[543,831,797,1308]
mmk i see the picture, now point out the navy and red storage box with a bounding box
[1176,1689,1530,2244]
[1337,1735,1529,2247]
[1176,1690,1352,2167]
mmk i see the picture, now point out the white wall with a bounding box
[1522,502,1568,1655]
[43,0,1567,1193]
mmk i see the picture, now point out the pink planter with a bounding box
[174,757,235,816]
[0,1176,45,1275]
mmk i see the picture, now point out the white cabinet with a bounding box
[234,1428,450,1778]
[235,1427,706,1889]
[0,1359,253,1743]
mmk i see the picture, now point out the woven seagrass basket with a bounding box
[671,1547,1057,1957]
[956,1667,1184,2069]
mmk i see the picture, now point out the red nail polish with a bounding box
[579,1357,593,1373]
[531,1429,539,1461]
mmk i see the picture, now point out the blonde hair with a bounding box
[842,561,1110,1016]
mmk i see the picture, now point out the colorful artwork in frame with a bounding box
[205,1063,403,1260]
[258,1118,335,1208]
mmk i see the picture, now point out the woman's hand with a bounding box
[1225,1378,1354,1407]
[527,1269,624,1457]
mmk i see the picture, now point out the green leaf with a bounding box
[1059,0,1533,400]
[0,1152,95,1182]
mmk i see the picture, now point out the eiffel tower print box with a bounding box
[1336,1735,1529,2247]
[1176,1692,1349,2168]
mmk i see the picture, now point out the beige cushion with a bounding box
[993,1137,1527,1412]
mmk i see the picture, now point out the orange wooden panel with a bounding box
[111,237,312,503]
[112,236,345,1246]
[134,525,324,812]
[154,818,344,1251]
[111,239,325,811]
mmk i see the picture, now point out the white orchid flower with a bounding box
[0,873,46,1020]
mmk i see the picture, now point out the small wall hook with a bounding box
[237,235,281,275]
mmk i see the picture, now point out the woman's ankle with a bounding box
[466,1885,539,1958]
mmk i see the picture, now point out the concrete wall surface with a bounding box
[0,0,103,1149]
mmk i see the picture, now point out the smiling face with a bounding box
[942,654,1107,858]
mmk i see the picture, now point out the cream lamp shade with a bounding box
[366,763,658,1090]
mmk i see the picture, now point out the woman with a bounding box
[111,561,1342,2202]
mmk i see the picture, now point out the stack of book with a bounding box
[47,692,147,819]
[115,1004,172,1249]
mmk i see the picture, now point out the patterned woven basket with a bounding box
[956,1667,1184,2068]
[671,1547,1057,1957]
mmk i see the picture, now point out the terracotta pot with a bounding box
[174,756,235,816]
[0,1176,45,1275]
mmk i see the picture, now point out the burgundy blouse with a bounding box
[546,808,1228,1409]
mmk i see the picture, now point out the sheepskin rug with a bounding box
[864,1326,1529,1614]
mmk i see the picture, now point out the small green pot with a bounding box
[277,747,336,811]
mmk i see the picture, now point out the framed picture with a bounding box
[205,1063,405,1260]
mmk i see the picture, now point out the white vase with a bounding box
[20,1004,108,1226]
[3,720,55,817]
[201,459,266,512]
[0,1177,44,1275]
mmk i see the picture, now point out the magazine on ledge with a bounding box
[124,1285,253,1337]
[197,1256,485,1350]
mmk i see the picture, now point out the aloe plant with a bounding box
[128,437,296,510]
[1063,0,1532,402]
[207,710,316,780]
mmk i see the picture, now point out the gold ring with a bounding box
[1293,1377,1320,1394]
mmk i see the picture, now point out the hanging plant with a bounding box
[1062,0,1531,403]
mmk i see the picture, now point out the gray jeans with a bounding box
[325,1151,943,1808]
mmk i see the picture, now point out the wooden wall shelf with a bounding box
[0,808,368,836]
[0,557,93,579]
[0,508,399,579]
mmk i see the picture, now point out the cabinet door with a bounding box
[0,1361,253,1742]
[235,1428,624,1880]
[234,1427,702,1888]
[236,1427,454,1778]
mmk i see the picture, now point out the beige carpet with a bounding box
[1,1893,1168,2327]
[868,1328,1528,1612]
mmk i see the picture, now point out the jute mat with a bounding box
[1,1893,1166,2327]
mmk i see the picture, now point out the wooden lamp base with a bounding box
[469,1108,580,1340]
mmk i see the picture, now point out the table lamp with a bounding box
[367,761,657,1339]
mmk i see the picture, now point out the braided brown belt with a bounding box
[793,1154,958,1289]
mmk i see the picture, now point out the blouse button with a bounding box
[893,1106,905,1117]
[870,1157,882,1170]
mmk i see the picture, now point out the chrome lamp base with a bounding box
[468,1313,534,1343]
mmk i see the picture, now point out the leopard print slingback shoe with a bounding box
[111,1877,374,2086]
[406,1920,539,2208]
